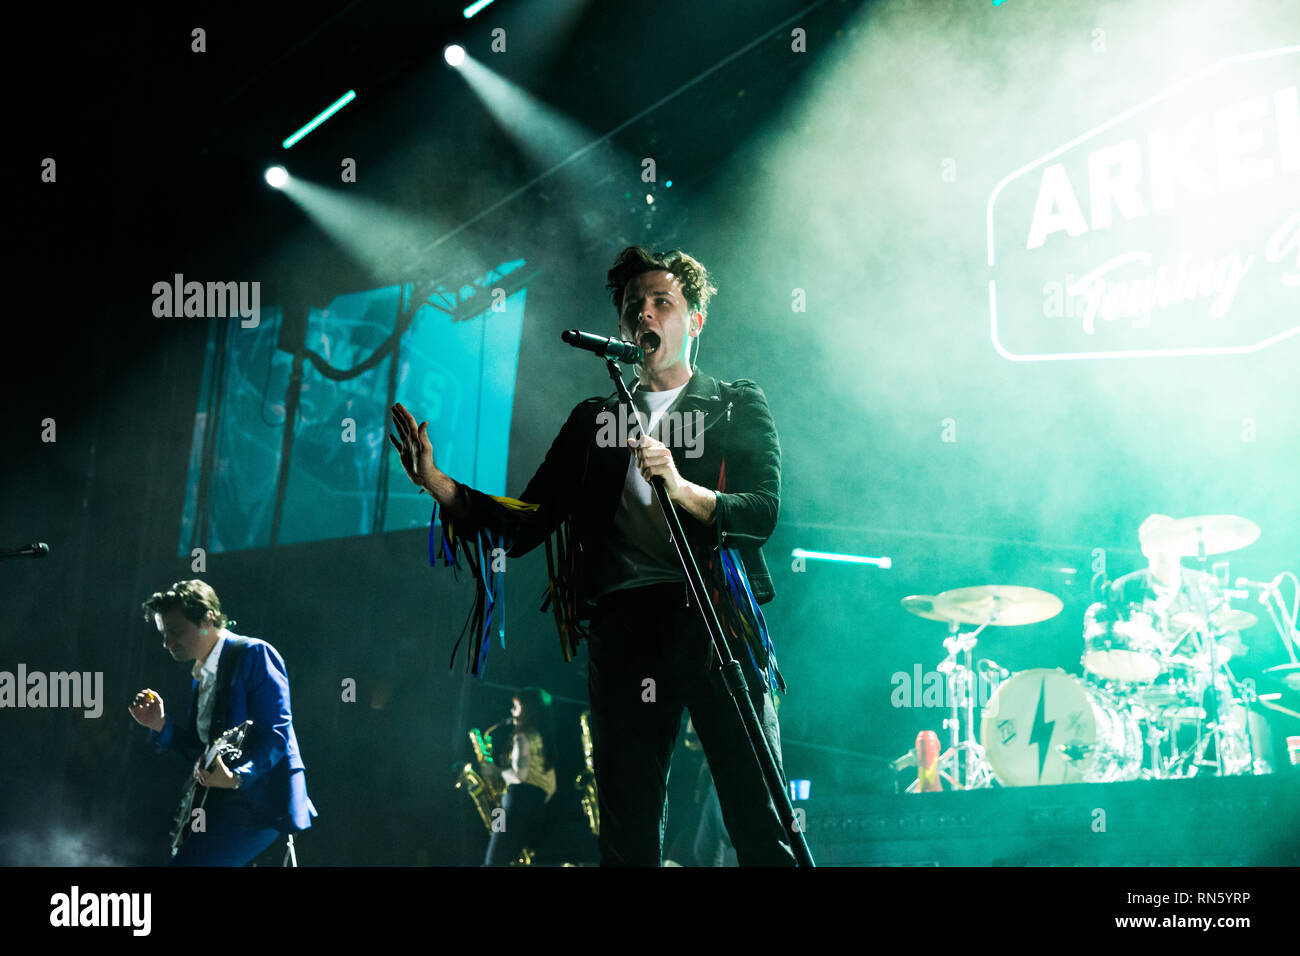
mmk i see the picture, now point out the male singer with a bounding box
[391,246,794,865]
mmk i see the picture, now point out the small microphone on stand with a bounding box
[1235,576,1280,590]
[1235,576,1281,605]
[0,542,50,560]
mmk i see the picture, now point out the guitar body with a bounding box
[168,720,252,857]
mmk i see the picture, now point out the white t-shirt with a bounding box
[192,631,228,745]
[593,383,689,599]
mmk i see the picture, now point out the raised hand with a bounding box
[389,402,438,491]
[130,689,165,732]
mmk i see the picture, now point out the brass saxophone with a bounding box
[575,711,599,836]
[455,723,505,831]
[455,722,535,865]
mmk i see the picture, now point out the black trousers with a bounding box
[484,783,548,866]
[587,582,796,866]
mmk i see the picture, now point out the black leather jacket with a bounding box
[456,368,781,609]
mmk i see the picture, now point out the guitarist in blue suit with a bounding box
[130,579,317,866]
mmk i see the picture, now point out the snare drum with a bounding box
[1081,602,1163,683]
[981,669,1143,786]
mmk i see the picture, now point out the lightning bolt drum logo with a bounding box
[1028,678,1056,783]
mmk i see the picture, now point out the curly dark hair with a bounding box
[606,246,718,319]
[141,579,229,629]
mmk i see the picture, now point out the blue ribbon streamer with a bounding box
[719,547,784,694]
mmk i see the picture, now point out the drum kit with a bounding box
[899,515,1300,791]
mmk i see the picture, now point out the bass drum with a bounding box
[981,669,1143,786]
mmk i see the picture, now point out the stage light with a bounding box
[462,0,494,17]
[789,779,812,801]
[265,165,289,189]
[281,90,356,149]
[444,45,466,67]
[792,548,892,569]
[645,194,654,205]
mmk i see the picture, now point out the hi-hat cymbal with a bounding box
[932,586,1064,627]
[901,595,951,622]
[1142,515,1260,557]
[1171,607,1259,634]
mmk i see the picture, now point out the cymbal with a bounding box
[1264,663,1300,693]
[1215,609,1259,631]
[1259,698,1300,720]
[900,595,951,622]
[1142,514,1260,557]
[932,586,1064,627]
[1217,632,1247,660]
[1170,607,1259,633]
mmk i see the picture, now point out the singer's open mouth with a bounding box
[638,331,660,355]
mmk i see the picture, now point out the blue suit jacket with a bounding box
[152,634,317,833]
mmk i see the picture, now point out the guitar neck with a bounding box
[199,738,223,771]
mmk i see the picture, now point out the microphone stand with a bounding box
[1190,542,1225,775]
[601,357,815,867]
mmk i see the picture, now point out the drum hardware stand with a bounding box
[1164,622,1200,659]
[1238,674,1261,773]
[1190,538,1228,775]
[1257,571,1300,670]
[1219,662,1262,774]
[1155,704,1209,778]
[1058,742,1096,768]
[933,618,996,790]
[1141,720,1167,780]
[1180,668,1261,776]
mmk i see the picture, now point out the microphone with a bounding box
[561,330,642,364]
[0,542,50,559]
[1235,576,1281,604]
[1235,576,1280,589]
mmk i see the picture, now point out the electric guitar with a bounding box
[169,720,252,857]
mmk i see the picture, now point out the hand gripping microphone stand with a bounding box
[596,351,815,867]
